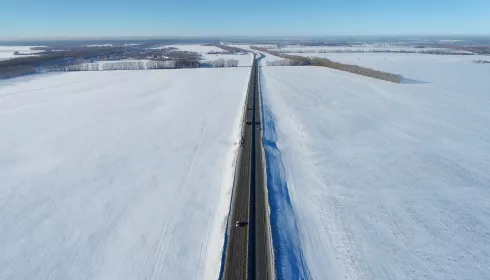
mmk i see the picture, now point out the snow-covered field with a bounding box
[168,44,223,54]
[227,44,284,66]
[83,44,114,47]
[259,44,473,54]
[0,46,41,60]
[261,58,490,279]
[153,44,254,66]
[200,52,253,67]
[304,52,489,83]
[0,68,251,280]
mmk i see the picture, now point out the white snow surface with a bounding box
[152,44,254,66]
[169,44,223,54]
[83,44,113,47]
[261,63,490,279]
[152,44,222,54]
[227,44,284,66]
[0,68,251,280]
[201,52,254,67]
[166,44,223,53]
[269,44,473,54]
[301,52,490,83]
[0,46,41,60]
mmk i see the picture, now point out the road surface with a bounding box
[222,56,274,280]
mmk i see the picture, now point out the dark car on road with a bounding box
[235,221,248,228]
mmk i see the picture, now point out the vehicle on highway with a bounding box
[235,221,248,228]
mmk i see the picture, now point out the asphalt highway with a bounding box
[222,56,273,280]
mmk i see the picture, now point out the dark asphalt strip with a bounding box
[222,57,273,280]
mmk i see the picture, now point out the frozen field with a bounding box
[167,44,223,54]
[200,52,253,67]
[261,61,490,279]
[153,44,254,66]
[294,52,490,84]
[228,44,284,66]
[0,46,41,60]
[264,44,473,54]
[0,68,251,280]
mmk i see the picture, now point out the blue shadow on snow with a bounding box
[260,69,312,280]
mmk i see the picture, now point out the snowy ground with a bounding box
[153,44,253,66]
[301,52,490,83]
[260,59,490,279]
[266,45,473,54]
[200,52,253,67]
[0,68,251,280]
[227,44,285,66]
[83,44,114,47]
[163,44,223,54]
[0,46,41,60]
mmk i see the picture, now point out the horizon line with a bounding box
[1,34,490,42]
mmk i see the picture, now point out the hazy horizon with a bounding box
[1,34,489,44]
[2,0,489,39]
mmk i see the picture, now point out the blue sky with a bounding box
[1,0,489,38]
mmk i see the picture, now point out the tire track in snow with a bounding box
[196,87,224,279]
[150,85,223,280]
[150,116,208,280]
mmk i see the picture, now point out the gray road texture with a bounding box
[254,62,274,280]
[222,56,273,280]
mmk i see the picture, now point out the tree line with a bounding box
[211,44,244,53]
[56,60,178,71]
[0,47,127,79]
[274,49,472,55]
[252,46,402,83]
[53,59,238,72]
[266,59,301,66]
[206,59,239,67]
